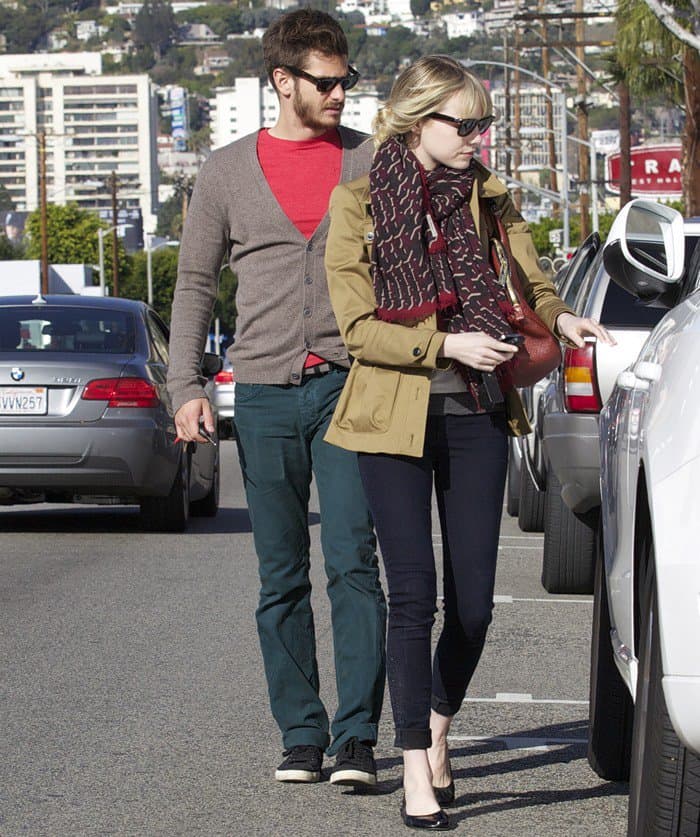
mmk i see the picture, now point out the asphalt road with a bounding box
[0,440,629,836]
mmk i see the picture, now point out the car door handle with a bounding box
[616,370,650,391]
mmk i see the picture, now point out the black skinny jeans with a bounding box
[358,411,508,750]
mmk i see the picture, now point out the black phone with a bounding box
[500,332,525,346]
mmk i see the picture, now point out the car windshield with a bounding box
[0,307,136,353]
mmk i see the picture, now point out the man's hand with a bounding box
[440,332,519,372]
[174,398,215,444]
[556,312,617,348]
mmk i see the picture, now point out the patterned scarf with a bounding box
[370,137,513,345]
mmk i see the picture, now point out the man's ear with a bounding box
[272,66,293,98]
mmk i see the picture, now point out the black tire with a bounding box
[628,554,700,836]
[588,524,633,780]
[190,450,220,518]
[518,457,545,532]
[506,458,520,517]
[541,469,597,594]
[140,453,190,533]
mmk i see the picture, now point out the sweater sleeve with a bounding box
[167,155,229,414]
[325,182,447,369]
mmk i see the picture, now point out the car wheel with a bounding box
[587,524,633,780]
[190,448,220,518]
[541,469,597,594]
[628,552,700,836]
[518,458,545,532]
[140,452,190,532]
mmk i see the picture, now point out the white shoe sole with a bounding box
[274,768,321,783]
[329,769,377,786]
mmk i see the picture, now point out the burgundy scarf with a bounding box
[370,137,513,346]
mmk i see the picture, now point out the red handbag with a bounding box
[487,211,561,388]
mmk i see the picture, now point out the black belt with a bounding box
[302,361,336,377]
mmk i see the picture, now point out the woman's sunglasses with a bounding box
[283,65,361,93]
[426,113,496,136]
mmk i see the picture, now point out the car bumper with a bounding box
[543,412,601,513]
[0,420,177,497]
[664,676,700,754]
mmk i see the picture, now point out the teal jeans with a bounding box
[234,368,386,755]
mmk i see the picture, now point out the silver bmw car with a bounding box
[0,294,220,531]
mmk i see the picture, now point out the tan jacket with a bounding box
[324,161,573,457]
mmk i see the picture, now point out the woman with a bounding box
[324,55,613,830]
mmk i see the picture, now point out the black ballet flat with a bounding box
[400,801,451,830]
[432,780,455,806]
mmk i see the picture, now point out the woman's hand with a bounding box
[440,332,519,372]
[555,312,617,348]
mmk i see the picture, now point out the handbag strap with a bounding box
[480,196,523,309]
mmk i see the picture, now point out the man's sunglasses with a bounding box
[426,113,496,136]
[283,65,360,93]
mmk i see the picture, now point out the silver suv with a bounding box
[539,240,668,593]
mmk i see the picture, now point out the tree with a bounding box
[0,184,14,213]
[133,0,177,61]
[122,247,179,322]
[24,203,126,288]
[616,0,700,212]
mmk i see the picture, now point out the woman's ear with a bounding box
[406,121,422,148]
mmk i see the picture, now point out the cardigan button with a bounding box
[412,347,422,357]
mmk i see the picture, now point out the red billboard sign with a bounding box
[606,144,682,196]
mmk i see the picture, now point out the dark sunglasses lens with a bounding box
[342,73,359,91]
[457,120,478,137]
[316,78,337,93]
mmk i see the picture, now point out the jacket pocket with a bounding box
[334,363,400,433]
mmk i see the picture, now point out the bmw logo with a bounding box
[10,367,24,382]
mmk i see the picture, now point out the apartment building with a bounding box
[209,78,380,149]
[0,52,159,231]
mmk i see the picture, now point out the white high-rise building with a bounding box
[0,52,158,231]
[210,78,381,149]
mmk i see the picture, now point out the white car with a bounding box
[588,199,700,835]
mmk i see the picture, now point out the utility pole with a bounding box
[539,0,559,205]
[513,5,522,212]
[38,130,49,295]
[575,0,590,240]
[503,32,513,181]
[109,171,119,297]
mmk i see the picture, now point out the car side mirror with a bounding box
[201,351,223,378]
[603,198,685,308]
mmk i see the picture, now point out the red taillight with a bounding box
[214,370,234,384]
[563,342,602,412]
[82,377,159,408]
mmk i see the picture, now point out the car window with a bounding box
[678,234,700,298]
[599,279,667,328]
[147,313,170,364]
[572,249,605,314]
[0,307,135,353]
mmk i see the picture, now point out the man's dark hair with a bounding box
[262,8,348,89]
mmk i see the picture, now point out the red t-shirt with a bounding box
[257,128,343,367]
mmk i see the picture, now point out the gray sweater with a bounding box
[167,126,374,413]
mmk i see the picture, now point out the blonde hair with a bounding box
[373,55,492,149]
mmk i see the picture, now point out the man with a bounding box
[167,9,386,786]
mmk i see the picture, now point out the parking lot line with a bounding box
[447,734,587,751]
[463,694,589,705]
[493,595,592,604]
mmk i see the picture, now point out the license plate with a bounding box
[0,387,47,415]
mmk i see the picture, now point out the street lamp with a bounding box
[145,238,179,307]
[97,224,133,296]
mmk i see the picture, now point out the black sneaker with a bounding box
[329,738,377,787]
[274,745,323,783]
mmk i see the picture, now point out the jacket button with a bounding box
[412,347,421,357]
[291,373,300,381]
[366,231,374,241]
[304,340,311,349]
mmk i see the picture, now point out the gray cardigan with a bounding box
[167,126,374,413]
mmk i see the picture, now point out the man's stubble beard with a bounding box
[292,85,343,132]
